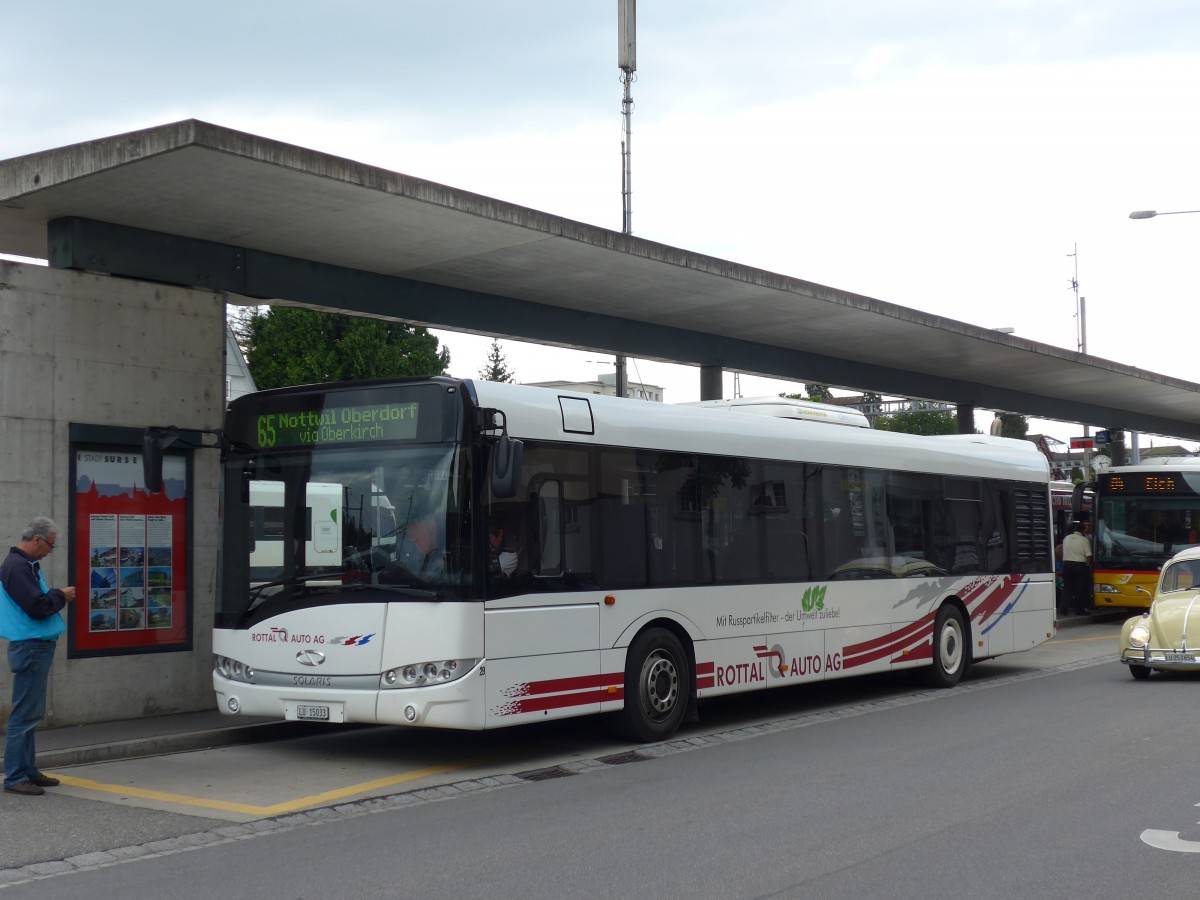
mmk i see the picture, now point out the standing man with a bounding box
[1,517,75,796]
[1060,519,1093,618]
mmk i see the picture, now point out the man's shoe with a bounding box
[4,781,45,796]
[29,774,59,787]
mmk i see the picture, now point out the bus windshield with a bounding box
[1095,495,1200,569]
[218,443,472,628]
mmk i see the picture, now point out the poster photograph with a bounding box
[71,447,190,655]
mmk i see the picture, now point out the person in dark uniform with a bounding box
[1059,519,1093,617]
[488,521,519,583]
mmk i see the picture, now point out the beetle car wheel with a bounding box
[921,604,969,688]
[617,628,688,742]
[1129,663,1152,681]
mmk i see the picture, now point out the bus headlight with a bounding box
[381,658,477,689]
[214,655,257,684]
[1095,584,1122,594]
[1128,623,1151,649]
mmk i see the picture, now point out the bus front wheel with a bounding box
[617,628,688,742]
[922,604,969,688]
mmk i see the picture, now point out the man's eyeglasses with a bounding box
[37,535,56,551]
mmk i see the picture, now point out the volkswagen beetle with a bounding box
[1120,546,1200,680]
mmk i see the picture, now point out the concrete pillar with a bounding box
[0,261,225,726]
[700,365,723,401]
[1108,429,1126,467]
[956,404,975,435]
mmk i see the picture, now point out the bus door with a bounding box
[483,461,603,727]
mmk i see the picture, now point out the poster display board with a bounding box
[70,447,191,656]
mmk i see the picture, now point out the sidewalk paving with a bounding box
[32,608,1127,772]
[36,710,313,771]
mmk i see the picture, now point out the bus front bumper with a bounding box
[213,667,487,729]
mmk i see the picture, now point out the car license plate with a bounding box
[1165,652,1196,663]
[295,704,330,721]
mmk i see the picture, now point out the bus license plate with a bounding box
[1165,652,1196,663]
[296,704,330,721]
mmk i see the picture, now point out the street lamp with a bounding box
[1121,208,1200,460]
[1129,209,1200,219]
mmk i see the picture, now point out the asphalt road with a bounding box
[8,622,1197,897]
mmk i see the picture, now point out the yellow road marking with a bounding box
[51,759,482,816]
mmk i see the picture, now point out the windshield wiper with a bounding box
[313,582,442,600]
[248,571,348,601]
[250,573,442,605]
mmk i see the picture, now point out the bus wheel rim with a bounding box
[938,619,962,673]
[642,651,679,718]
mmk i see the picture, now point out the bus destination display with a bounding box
[1102,472,1200,496]
[255,401,419,449]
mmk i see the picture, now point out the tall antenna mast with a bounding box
[614,0,636,400]
[618,0,635,235]
[1068,243,1086,354]
[1068,243,1092,471]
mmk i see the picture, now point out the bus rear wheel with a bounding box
[617,628,688,742]
[922,604,969,688]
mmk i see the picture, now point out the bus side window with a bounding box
[598,497,649,588]
[535,480,563,577]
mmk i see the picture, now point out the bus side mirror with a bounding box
[142,427,181,494]
[490,433,524,499]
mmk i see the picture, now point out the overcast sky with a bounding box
[4,1,1200,446]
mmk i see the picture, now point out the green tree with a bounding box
[226,304,256,353]
[874,402,958,436]
[803,383,832,402]
[478,338,516,383]
[856,391,884,420]
[781,386,831,403]
[997,412,1029,439]
[243,307,449,389]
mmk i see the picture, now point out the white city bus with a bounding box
[180,377,1054,741]
[686,396,872,428]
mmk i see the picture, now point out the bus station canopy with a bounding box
[3,119,1200,440]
